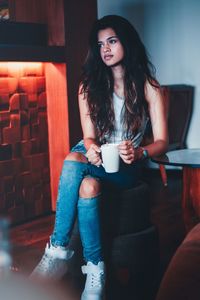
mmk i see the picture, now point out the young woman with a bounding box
[31,15,168,300]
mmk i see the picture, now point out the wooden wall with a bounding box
[8,0,98,147]
[45,63,69,210]
[0,62,52,223]
[6,0,97,212]
[8,0,65,46]
[64,0,97,147]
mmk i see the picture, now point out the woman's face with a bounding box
[97,28,124,67]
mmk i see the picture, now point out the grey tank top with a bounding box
[104,92,149,147]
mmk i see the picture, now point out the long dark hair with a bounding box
[81,15,157,142]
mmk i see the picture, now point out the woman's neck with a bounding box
[112,64,124,80]
[112,65,125,98]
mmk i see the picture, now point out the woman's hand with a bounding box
[118,140,141,164]
[86,144,102,166]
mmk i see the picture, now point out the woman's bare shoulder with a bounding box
[144,80,162,104]
[78,83,88,102]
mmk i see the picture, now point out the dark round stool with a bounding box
[101,181,152,236]
[101,181,160,300]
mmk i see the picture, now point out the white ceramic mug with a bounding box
[100,143,120,173]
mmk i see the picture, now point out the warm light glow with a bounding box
[44,62,67,81]
[0,62,43,68]
[0,62,44,77]
[0,61,42,68]
[0,61,68,212]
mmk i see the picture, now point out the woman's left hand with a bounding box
[118,140,140,164]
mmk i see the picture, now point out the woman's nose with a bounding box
[103,42,110,52]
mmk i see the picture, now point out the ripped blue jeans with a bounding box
[51,140,141,264]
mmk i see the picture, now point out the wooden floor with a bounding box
[9,168,186,300]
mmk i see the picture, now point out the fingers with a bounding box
[118,140,132,148]
[88,152,102,165]
[119,153,135,164]
[86,141,137,165]
[91,144,101,153]
[86,144,102,166]
[119,148,133,155]
[118,140,134,155]
[118,140,136,164]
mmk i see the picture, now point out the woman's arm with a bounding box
[78,86,102,165]
[143,80,168,157]
[118,81,168,164]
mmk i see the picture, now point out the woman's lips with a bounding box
[104,55,113,61]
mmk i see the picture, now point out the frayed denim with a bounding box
[50,140,142,264]
[51,160,89,247]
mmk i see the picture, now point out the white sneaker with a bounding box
[81,261,105,300]
[30,242,74,281]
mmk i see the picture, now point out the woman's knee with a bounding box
[65,152,87,163]
[79,177,101,198]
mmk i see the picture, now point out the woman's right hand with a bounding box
[86,144,102,166]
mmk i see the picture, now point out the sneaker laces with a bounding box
[34,254,55,274]
[89,271,104,288]
[82,262,105,289]
[31,243,72,278]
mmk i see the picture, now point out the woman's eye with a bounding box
[109,39,117,44]
[98,43,103,48]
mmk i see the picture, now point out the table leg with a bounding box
[159,164,168,186]
[182,167,200,232]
